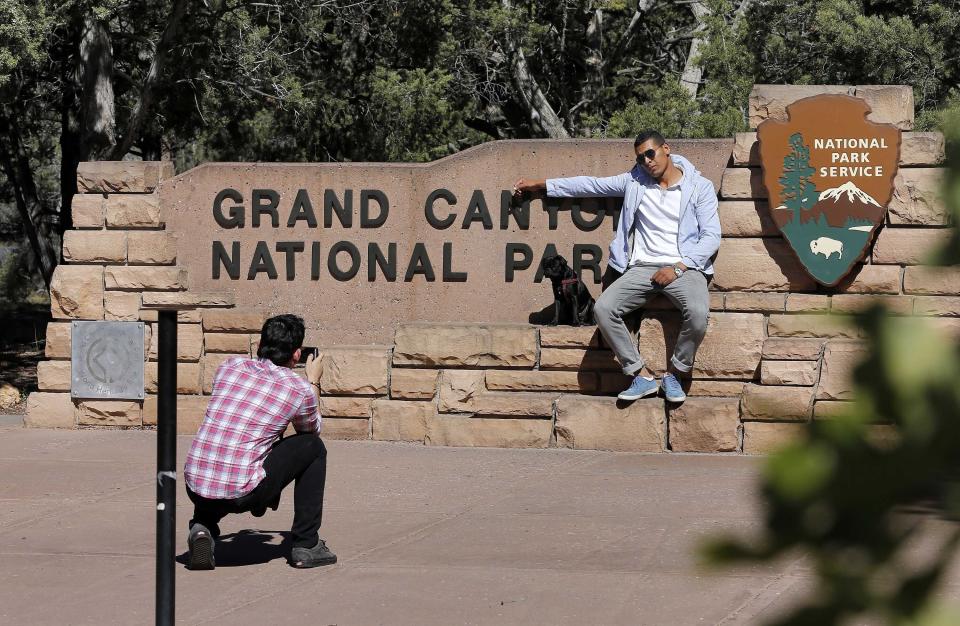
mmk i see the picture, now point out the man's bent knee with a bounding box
[308,436,326,459]
[594,293,620,321]
[290,433,326,460]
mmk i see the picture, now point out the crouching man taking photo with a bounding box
[184,314,336,569]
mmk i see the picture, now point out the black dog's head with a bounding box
[542,254,569,279]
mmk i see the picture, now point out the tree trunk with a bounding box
[679,1,711,99]
[110,0,189,160]
[60,71,83,237]
[582,8,603,126]
[501,0,569,139]
[0,115,59,287]
[140,132,164,161]
[79,16,116,157]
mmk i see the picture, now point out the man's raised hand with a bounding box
[513,177,547,198]
[305,350,324,386]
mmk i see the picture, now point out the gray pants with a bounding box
[594,264,710,376]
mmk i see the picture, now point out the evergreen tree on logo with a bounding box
[778,132,818,223]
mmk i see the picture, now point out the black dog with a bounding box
[542,255,595,326]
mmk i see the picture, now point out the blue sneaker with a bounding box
[661,373,687,403]
[618,375,659,401]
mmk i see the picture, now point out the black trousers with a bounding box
[187,433,327,549]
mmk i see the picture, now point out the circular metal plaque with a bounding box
[71,321,145,399]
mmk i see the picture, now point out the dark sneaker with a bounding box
[187,523,216,570]
[618,375,659,401]
[290,539,337,568]
[661,373,687,403]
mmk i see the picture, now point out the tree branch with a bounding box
[679,1,710,99]
[501,0,569,138]
[605,0,658,72]
[109,0,189,160]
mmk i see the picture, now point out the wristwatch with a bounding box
[672,264,685,278]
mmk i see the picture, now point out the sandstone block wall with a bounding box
[26,84,958,455]
[29,160,237,430]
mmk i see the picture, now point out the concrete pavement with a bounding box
[0,424,956,625]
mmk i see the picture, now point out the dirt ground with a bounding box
[0,304,48,414]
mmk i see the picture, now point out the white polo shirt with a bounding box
[630,169,684,265]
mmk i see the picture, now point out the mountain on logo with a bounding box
[767,180,885,231]
[817,181,880,208]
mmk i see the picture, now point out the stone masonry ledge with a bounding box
[749,84,914,130]
[37,303,960,455]
[27,312,890,455]
[76,160,175,193]
[141,291,235,309]
[393,322,538,368]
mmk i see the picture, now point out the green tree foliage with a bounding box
[368,68,484,162]
[586,0,754,140]
[743,0,960,129]
[695,0,755,135]
[604,80,701,139]
[704,121,960,625]
[0,0,182,287]
[3,0,960,291]
[0,1,52,87]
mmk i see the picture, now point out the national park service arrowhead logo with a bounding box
[757,95,901,286]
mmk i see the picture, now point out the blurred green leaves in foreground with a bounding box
[703,112,960,625]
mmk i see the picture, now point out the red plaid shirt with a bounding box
[184,357,320,499]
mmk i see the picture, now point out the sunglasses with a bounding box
[636,147,659,164]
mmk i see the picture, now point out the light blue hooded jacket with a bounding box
[545,154,721,275]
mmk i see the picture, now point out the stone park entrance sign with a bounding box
[33,84,954,452]
[164,142,728,344]
[757,94,901,286]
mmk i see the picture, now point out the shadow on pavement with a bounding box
[176,529,291,568]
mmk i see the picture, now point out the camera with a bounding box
[298,346,319,364]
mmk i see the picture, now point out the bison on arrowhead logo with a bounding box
[757,95,901,286]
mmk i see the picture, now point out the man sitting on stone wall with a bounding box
[183,314,335,569]
[514,130,721,404]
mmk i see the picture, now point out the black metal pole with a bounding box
[157,310,177,626]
